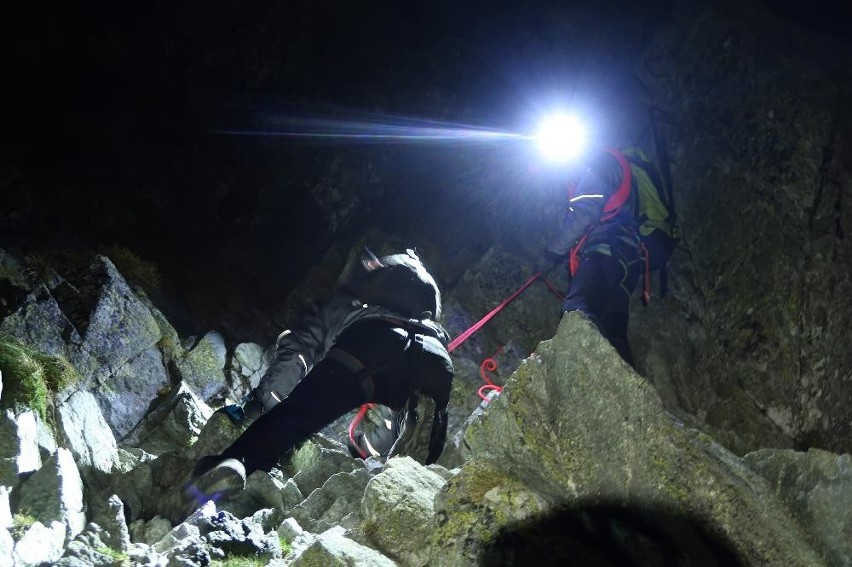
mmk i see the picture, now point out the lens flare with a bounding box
[535,113,586,163]
[214,111,525,145]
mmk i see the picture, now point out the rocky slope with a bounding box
[1,247,849,566]
[1,1,851,565]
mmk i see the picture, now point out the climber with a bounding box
[539,147,643,367]
[164,249,454,523]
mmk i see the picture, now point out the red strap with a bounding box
[566,148,633,276]
[569,229,592,277]
[600,148,632,222]
[348,402,376,458]
[541,277,566,301]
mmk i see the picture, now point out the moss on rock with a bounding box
[0,334,78,422]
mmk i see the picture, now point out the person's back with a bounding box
[160,249,454,524]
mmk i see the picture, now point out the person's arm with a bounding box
[545,152,623,257]
[414,334,454,464]
[425,407,449,465]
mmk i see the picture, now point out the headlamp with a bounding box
[535,113,587,163]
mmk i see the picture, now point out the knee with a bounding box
[561,297,593,319]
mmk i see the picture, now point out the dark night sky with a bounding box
[3,1,669,260]
[4,1,847,235]
[2,0,849,337]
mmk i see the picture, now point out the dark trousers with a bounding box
[216,322,421,475]
[562,249,640,367]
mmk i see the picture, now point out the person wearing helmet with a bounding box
[540,148,642,367]
[163,249,454,523]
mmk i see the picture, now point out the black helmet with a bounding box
[346,248,442,320]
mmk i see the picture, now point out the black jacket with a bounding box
[255,288,449,411]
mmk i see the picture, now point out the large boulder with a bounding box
[0,409,40,486]
[176,331,228,405]
[632,0,852,455]
[56,390,120,474]
[430,313,824,566]
[92,346,170,440]
[61,256,162,389]
[17,448,86,539]
[361,456,446,566]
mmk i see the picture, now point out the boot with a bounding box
[159,458,246,525]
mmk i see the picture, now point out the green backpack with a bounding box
[621,146,679,299]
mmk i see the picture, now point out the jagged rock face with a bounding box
[2,2,852,566]
[17,448,85,539]
[628,3,852,455]
[57,390,120,474]
[0,410,41,486]
[6,0,849,461]
[0,255,169,439]
[0,249,849,565]
[743,448,852,567]
[432,313,824,566]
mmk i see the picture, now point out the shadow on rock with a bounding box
[478,503,744,567]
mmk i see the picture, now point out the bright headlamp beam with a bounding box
[535,114,587,163]
[213,114,525,145]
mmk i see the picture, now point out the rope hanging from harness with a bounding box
[348,403,376,459]
[477,345,504,401]
[639,242,651,305]
[569,229,592,277]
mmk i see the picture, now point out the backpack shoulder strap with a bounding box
[599,148,632,222]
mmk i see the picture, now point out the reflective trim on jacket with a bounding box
[546,151,639,259]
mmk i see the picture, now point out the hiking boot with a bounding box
[160,458,247,525]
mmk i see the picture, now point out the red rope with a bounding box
[478,356,502,400]
[569,229,592,277]
[542,277,566,301]
[448,273,542,352]
[348,402,376,458]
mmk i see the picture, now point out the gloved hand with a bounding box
[221,391,264,426]
[222,404,247,425]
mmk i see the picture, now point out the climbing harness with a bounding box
[566,148,632,278]
[348,403,377,459]
[347,270,564,452]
